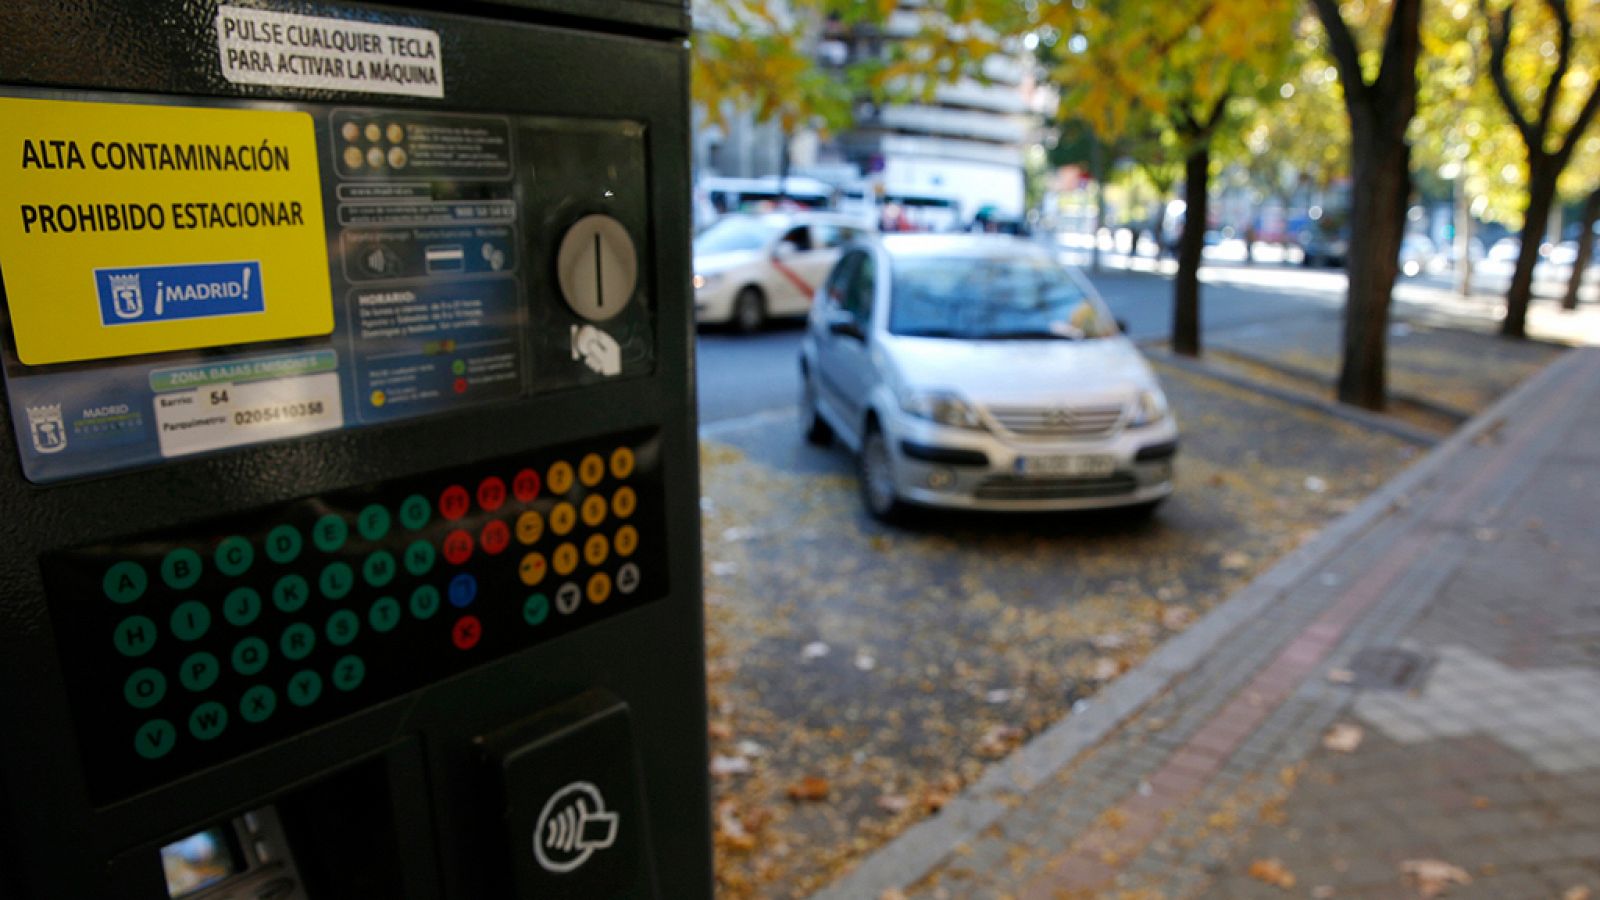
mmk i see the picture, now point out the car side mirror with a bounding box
[826,310,865,341]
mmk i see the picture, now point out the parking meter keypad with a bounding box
[44,430,667,804]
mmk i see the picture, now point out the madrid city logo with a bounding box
[108,272,144,320]
[26,403,66,454]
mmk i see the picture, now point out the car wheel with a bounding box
[858,422,906,523]
[733,287,766,334]
[799,366,833,446]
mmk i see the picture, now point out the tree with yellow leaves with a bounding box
[1041,0,1298,356]
[691,0,857,192]
[1480,0,1600,334]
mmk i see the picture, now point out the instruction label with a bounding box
[0,98,332,365]
[217,7,445,99]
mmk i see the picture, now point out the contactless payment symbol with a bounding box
[533,781,619,874]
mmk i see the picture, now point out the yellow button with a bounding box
[578,453,605,487]
[547,461,574,495]
[581,494,607,528]
[612,486,637,519]
[553,542,579,576]
[550,502,576,536]
[615,525,638,557]
[610,446,635,479]
[587,571,612,605]
[584,533,609,567]
[516,510,545,545]
[518,552,547,587]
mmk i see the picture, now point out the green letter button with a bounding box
[189,702,228,741]
[232,637,269,676]
[524,593,550,626]
[399,494,430,530]
[358,504,391,541]
[363,551,396,588]
[179,651,220,692]
[224,587,261,627]
[214,536,253,577]
[170,601,211,642]
[134,719,176,760]
[273,574,309,613]
[160,548,202,590]
[287,670,323,707]
[320,562,354,600]
[281,622,316,661]
[240,685,276,724]
[326,609,360,646]
[114,615,158,658]
[124,668,166,709]
[265,524,302,564]
[103,561,147,604]
[403,540,436,577]
[332,655,366,692]
[313,514,348,553]
[410,584,440,620]
[369,596,401,634]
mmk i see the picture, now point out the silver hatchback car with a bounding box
[799,235,1178,521]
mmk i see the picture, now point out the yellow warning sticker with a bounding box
[0,98,332,366]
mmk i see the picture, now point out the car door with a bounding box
[765,223,818,316]
[817,249,878,442]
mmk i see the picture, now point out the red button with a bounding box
[439,485,470,521]
[480,520,510,556]
[452,615,482,650]
[442,529,474,565]
[512,468,541,502]
[477,476,507,512]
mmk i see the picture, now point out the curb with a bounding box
[809,347,1585,899]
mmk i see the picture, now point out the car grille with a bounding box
[986,403,1125,438]
[973,474,1138,501]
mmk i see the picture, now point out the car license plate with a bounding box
[1015,455,1116,477]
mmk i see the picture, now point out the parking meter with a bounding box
[0,1,708,897]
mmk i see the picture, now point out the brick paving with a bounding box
[814,348,1600,900]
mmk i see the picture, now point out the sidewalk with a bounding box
[816,347,1600,899]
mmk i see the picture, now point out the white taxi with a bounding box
[693,211,872,332]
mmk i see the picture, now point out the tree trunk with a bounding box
[1562,187,1600,311]
[1338,121,1410,411]
[777,130,791,204]
[1172,145,1209,357]
[1503,161,1559,338]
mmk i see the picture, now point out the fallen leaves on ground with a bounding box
[1322,723,1364,753]
[785,776,830,803]
[1248,858,1297,889]
[1401,859,1472,897]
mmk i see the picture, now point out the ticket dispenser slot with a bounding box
[0,2,708,898]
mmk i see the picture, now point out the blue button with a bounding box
[448,572,478,608]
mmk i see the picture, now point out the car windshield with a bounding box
[888,254,1118,340]
[695,217,782,254]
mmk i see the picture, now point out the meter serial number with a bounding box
[232,401,326,426]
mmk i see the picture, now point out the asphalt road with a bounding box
[694,255,1344,425]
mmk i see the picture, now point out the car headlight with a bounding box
[1129,389,1169,427]
[692,272,722,291]
[898,389,985,430]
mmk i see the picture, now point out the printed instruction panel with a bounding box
[0,93,655,483]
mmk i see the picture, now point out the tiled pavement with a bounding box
[814,349,1600,900]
